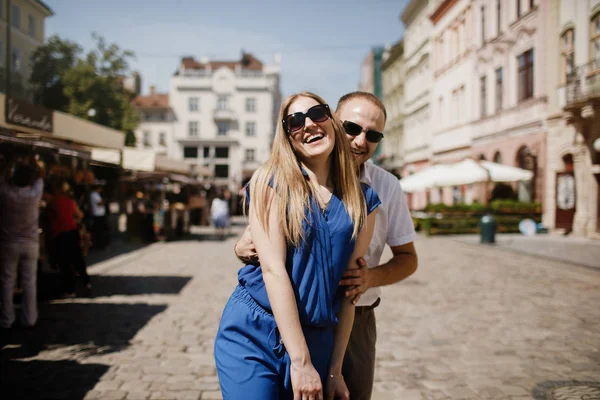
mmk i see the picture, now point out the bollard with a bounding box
[480,214,496,244]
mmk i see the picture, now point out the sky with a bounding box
[45,0,409,105]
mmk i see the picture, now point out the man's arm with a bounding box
[234,225,259,264]
[341,242,417,301]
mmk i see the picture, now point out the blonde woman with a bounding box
[214,92,380,400]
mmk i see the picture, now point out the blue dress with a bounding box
[214,178,381,399]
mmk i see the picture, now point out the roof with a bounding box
[181,52,263,72]
[33,0,54,16]
[132,93,170,110]
[382,40,404,70]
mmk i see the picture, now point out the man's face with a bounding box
[336,98,385,166]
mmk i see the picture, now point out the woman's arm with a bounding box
[328,210,378,378]
[249,191,322,397]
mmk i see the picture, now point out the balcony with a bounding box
[560,59,600,110]
[213,108,237,121]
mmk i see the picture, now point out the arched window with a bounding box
[592,13,600,71]
[516,146,536,202]
[493,151,503,164]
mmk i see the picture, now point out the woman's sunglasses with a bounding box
[342,121,384,143]
[283,104,332,133]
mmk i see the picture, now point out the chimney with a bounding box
[150,85,156,95]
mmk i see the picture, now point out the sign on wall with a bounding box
[5,96,53,133]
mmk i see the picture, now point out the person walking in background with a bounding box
[0,156,44,329]
[49,181,91,298]
[90,184,108,249]
[210,188,230,240]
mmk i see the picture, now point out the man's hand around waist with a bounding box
[234,225,259,265]
[339,257,370,305]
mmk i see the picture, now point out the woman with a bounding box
[48,181,91,298]
[214,92,380,399]
[210,188,230,240]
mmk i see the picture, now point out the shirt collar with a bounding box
[360,162,372,185]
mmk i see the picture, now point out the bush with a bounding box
[490,183,517,201]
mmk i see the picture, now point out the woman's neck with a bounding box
[301,158,331,187]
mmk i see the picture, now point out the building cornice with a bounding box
[430,0,457,25]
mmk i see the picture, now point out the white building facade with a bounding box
[547,0,600,238]
[133,86,175,157]
[169,52,281,188]
[401,0,435,209]
[381,39,405,176]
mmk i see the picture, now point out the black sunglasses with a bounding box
[342,120,384,143]
[283,104,332,133]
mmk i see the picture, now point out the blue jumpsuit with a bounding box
[214,180,380,399]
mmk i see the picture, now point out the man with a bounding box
[234,91,418,399]
[90,184,108,249]
[0,156,44,329]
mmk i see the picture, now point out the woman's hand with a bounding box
[325,373,349,400]
[290,360,323,400]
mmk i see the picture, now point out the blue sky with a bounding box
[46,0,408,105]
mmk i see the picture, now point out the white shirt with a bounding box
[211,198,230,219]
[357,161,417,307]
[90,191,105,217]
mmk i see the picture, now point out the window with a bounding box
[497,0,502,36]
[480,75,487,118]
[11,4,20,28]
[495,67,503,112]
[203,146,210,158]
[245,121,256,137]
[516,0,521,19]
[591,14,600,71]
[215,147,229,159]
[518,49,534,101]
[188,121,198,136]
[438,96,444,127]
[12,48,21,73]
[246,97,256,112]
[493,151,503,164]
[160,113,166,121]
[245,149,255,162]
[217,95,228,111]
[143,131,151,147]
[159,132,166,146]
[562,29,575,84]
[481,5,486,44]
[183,146,198,159]
[189,97,199,112]
[217,121,228,136]
[215,164,229,178]
[28,15,35,37]
[529,0,534,10]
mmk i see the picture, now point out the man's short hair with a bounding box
[12,165,35,187]
[336,91,387,121]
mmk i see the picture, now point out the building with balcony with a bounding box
[548,0,600,238]
[169,52,281,188]
[401,0,435,209]
[0,0,54,101]
[132,86,175,157]
[381,39,405,176]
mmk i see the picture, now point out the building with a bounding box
[401,0,434,209]
[132,86,175,158]
[0,0,54,101]
[169,52,281,188]
[468,0,549,206]
[548,0,600,238]
[381,39,405,176]
[430,0,476,205]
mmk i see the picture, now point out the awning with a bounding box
[155,155,189,174]
[122,148,156,172]
[91,148,121,165]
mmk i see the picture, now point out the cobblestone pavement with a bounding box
[1,218,599,400]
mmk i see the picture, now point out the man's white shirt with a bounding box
[357,161,416,307]
[90,191,106,217]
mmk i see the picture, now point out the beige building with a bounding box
[548,0,600,238]
[0,0,53,101]
[381,39,405,176]
[132,86,175,157]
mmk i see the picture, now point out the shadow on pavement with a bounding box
[86,238,150,267]
[89,275,192,297]
[1,359,109,400]
[1,302,167,399]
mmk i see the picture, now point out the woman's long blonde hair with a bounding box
[248,91,367,247]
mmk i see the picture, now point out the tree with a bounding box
[29,35,82,111]
[29,33,139,144]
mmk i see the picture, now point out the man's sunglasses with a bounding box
[283,104,332,133]
[342,121,384,143]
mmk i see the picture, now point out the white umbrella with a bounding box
[438,159,533,187]
[399,164,451,193]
